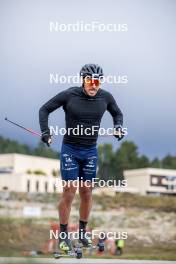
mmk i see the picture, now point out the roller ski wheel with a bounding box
[53,245,83,259]
[75,247,83,259]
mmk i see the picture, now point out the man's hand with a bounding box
[114,126,125,141]
[41,131,52,147]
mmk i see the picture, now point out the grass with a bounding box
[0,217,176,260]
[0,192,176,260]
[93,192,176,212]
[5,192,176,212]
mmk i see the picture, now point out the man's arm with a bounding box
[107,93,123,127]
[39,90,67,134]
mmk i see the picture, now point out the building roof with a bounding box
[0,153,58,162]
[0,153,59,175]
[124,168,176,177]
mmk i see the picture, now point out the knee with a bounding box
[80,187,92,201]
[62,186,77,203]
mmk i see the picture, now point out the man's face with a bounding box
[83,76,101,97]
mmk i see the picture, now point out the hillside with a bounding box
[0,192,176,260]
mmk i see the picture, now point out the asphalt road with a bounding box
[0,258,175,264]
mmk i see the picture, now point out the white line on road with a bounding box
[0,257,175,264]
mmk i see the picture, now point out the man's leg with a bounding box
[59,143,79,225]
[78,152,97,246]
[58,143,79,251]
[78,183,93,246]
[79,152,97,223]
[79,183,92,222]
[58,183,77,224]
[58,182,77,251]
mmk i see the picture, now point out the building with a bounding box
[124,168,176,195]
[0,153,62,193]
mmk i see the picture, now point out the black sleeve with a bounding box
[39,90,68,133]
[107,93,123,127]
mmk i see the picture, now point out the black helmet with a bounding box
[80,64,103,79]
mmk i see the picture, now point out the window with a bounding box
[36,181,39,192]
[0,167,13,173]
[27,180,30,192]
[151,177,158,185]
[53,183,56,193]
[45,182,48,192]
[2,186,8,191]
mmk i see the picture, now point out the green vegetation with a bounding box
[0,217,175,260]
[33,170,46,175]
[4,192,176,212]
[51,169,59,177]
[0,193,175,260]
[97,141,176,181]
[1,135,176,181]
[9,192,61,203]
[93,192,176,212]
[0,136,59,159]
[26,170,46,175]
[0,218,49,257]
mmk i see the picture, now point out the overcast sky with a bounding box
[0,0,176,159]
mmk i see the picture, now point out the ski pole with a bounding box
[5,117,41,137]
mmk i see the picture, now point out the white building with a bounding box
[0,153,62,193]
[124,168,176,195]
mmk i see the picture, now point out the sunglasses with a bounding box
[84,77,101,87]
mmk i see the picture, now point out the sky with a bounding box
[0,0,176,159]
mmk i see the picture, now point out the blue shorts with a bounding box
[60,143,98,181]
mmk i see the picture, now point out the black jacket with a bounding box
[39,86,123,147]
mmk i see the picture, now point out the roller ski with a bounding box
[78,229,105,252]
[53,234,83,259]
[53,246,83,259]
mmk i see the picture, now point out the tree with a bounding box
[97,144,114,181]
[137,155,150,168]
[162,155,176,169]
[114,141,139,180]
[0,135,59,159]
[150,157,162,168]
[34,142,58,159]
